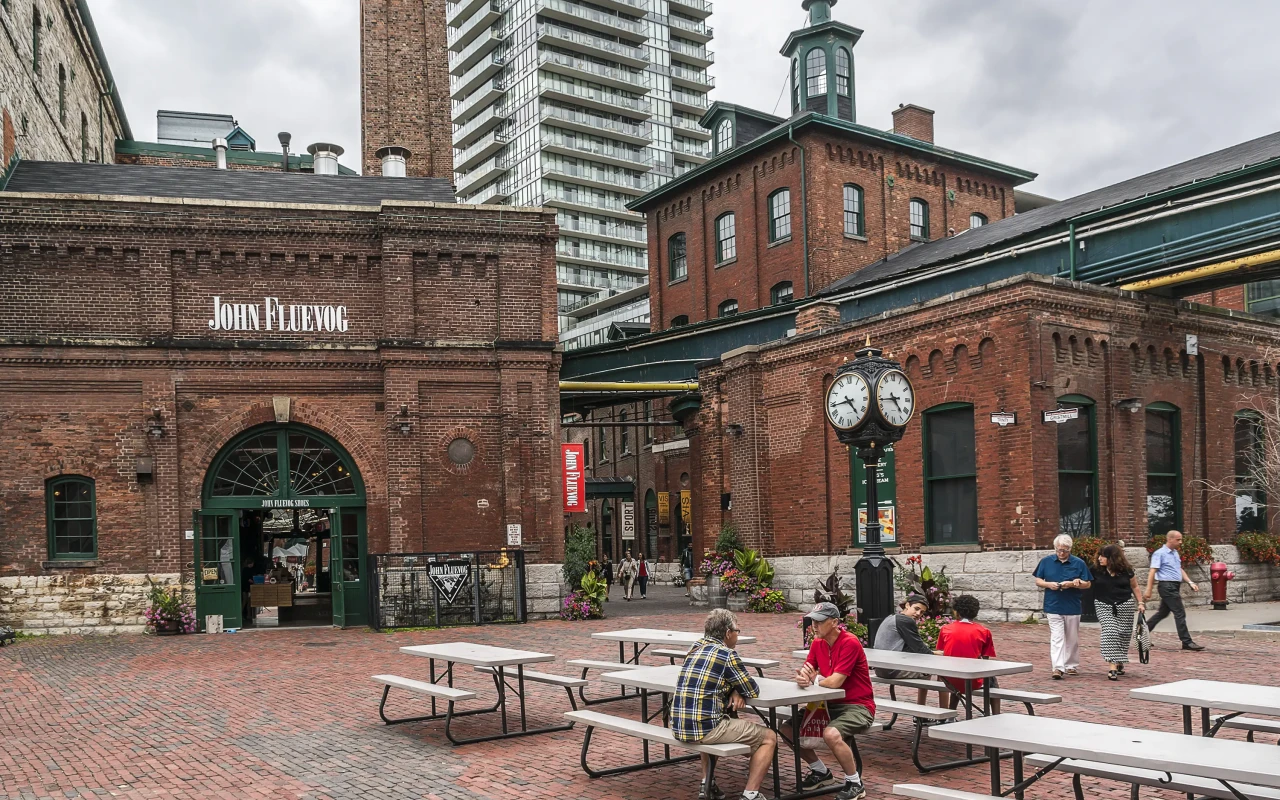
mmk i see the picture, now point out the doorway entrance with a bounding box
[195,424,367,631]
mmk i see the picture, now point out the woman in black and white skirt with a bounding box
[1092,544,1145,680]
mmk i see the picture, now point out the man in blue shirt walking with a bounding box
[1032,534,1093,679]
[1145,530,1204,651]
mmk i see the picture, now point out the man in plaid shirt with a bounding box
[672,609,776,800]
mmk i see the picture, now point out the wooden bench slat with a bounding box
[894,783,1001,800]
[1024,754,1280,800]
[875,699,958,721]
[650,648,780,669]
[565,710,752,757]
[472,665,588,687]
[565,659,645,671]
[372,674,477,701]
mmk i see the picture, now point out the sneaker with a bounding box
[1051,670,1064,680]
[1182,641,1205,651]
[800,769,836,789]
[698,781,726,800]
[836,779,866,800]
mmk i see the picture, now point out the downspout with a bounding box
[787,125,811,297]
[1068,222,1077,280]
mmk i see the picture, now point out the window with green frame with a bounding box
[909,198,929,241]
[1245,280,1280,318]
[924,403,978,544]
[1056,395,1097,537]
[1234,411,1267,532]
[715,212,737,262]
[1145,402,1182,538]
[47,476,96,559]
[768,189,791,241]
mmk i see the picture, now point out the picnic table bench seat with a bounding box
[1024,753,1280,800]
[649,647,780,675]
[894,783,1002,800]
[873,676,1060,715]
[567,709,750,784]
[472,665,589,688]
[1210,714,1280,743]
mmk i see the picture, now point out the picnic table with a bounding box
[1131,679,1280,738]
[381,642,578,745]
[928,712,1280,799]
[599,664,850,800]
[593,627,758,664]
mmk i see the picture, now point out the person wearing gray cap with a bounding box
[793,602,875,800]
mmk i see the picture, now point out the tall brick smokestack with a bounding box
[360,0,453,179]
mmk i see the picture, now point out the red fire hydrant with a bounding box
[1209,561,1235,610]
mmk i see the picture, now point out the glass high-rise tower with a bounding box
[446,0,715,349]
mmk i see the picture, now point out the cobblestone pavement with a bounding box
[2,610,1277,800]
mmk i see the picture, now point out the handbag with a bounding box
[1134,611,1152,664]
[798,701,831,749]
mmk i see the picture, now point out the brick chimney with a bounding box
[892,104,935,144]
[794,299,842,336]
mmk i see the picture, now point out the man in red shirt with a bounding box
[935,594,1001,713]
[793,602,875,800]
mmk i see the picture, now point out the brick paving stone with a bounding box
[1,611,1278,800]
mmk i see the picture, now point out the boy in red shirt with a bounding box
[936,594,1001,713]
[793,602,875,800]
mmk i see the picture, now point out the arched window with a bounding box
[31,7,41,74]
[1056,395,1097,537]
[843,184,864,236]
[909,198,929,240]
[805,48,827,97]
[924,403,978,544]
[768,189,792,242]
[1146,402,1182,538]
[836,48,851,97]
[58,64,66,123]
[47,476,96,559]
[80,112,88,162]
[715,119,733,154]
[770,281,793,305]
[969,212,987,229]
[671,314,689,327]
[1235,411,1267,532]
[620,410,631,454]
[668,233,687,282]
[791,57,799,111]
[715,212,736,263]
[718,299,738,317]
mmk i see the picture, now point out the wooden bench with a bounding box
[566,709,750,782]
[895,783,1002,800]
[874,676,1061,715]
[650,647,780,675]
[372,674,481,725]
[1211,714,1280,744]
[1025,753,1280,800]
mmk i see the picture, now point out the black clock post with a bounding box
[828,340,913,644]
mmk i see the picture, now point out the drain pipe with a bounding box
[787,124,811,297]
[212,138,228,169]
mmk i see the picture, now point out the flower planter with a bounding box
[707,575,727,609]
[153,620,182,636]
[727,592,748,612]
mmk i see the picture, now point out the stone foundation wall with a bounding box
[525,563,570,620]
[770,547,1280,622]
[0,573,184,634]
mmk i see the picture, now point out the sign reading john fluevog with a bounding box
[428,560,472,605]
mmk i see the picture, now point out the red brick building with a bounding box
[0,161,562,630]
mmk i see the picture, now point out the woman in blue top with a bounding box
[1032,534,1093,679]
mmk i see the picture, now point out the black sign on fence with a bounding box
[368,549,526,631]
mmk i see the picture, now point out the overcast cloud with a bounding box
[92,0,1280,198]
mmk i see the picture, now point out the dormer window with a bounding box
[715,119,733,155]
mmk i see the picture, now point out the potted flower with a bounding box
[721,567,758,612]
[144,586,196,635]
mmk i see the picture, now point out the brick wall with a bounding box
[692,274,1280,558]
[646,127,1017,329]
[0,0,127,164]
[360,0,453,179]
[0,193,564,599]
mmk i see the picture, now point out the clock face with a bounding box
[825,372,871,430]
[875,369,915,427]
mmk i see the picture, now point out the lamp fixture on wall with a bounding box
[397,404,412,435]
[1115,398,1142,413]
[147,408,165,438]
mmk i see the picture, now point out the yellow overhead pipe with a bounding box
[1119,247,1280,292]
[559,381,699,392]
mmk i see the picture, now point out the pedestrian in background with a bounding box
[601,554,614,602]
[1032,534,1093,679]
[618,551,639,601]
[638,552,651,599]
[1145,530,1204,651]
[1091,544,1144,679]
[682,544,694,596]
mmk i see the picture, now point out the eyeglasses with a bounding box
[729,627,741,633]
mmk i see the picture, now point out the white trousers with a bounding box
[1047,613,1081,671]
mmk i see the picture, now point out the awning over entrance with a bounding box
[585,477,635,500]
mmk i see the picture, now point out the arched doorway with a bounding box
[195,423,367,630]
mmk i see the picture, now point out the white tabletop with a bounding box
[929,714,1280,789]
[601,664,845,709]
[592,628,758,646]
[400,642,556,667]
[1131,679,1280,717]
[865,650,1033,680]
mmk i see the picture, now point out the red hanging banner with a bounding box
[562,443,587,513]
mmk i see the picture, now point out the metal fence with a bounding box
[367,549,526,631]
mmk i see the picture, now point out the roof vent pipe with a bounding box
[376,145,410,177]
[278,131,292,172]
[306,142,344,176]
[212,138,228,169]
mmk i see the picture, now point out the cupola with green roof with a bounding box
[781,0,862,122]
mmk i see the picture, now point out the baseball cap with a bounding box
[804,602,841,622]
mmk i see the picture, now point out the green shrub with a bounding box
[1146,534,1212,566]
[1235,532,1280,565]
[1070,536,1107,566]
[715,522,743,556]
[562,524,597,590]
[733,548,775,587]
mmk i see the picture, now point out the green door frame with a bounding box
[194,509,242,631]
[197,423,368,628]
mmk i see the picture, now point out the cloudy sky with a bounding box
[92,0,1280,198]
